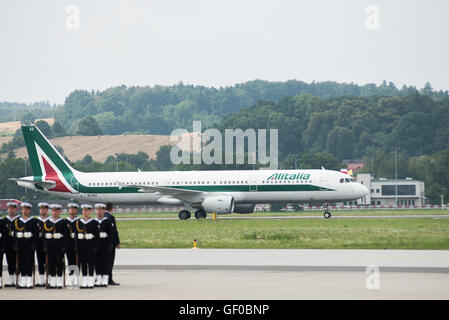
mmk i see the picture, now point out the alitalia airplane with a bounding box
[11,125,369,220]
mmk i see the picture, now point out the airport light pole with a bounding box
[115,152,119,172]
[395,148,398,208]
[441,187,447,210]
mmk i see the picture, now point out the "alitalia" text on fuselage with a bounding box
[267,172,310,181]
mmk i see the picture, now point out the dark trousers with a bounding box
[108,249,116,278]
[5,247,16,275]
[36,241,46,275]
[79,242,96,276]
[0,251,2,279]
[18,245,34,277]
[47,243,64,277]
[95,246,111,276]
[66,244,77,275]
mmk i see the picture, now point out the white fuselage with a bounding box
[19,169,368,205]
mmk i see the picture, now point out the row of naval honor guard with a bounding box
[0,201,120,289]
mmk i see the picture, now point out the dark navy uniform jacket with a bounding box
[0,215,19,252]
[43,218,70,252]
[74,218,99,249]
[104,211,120,247]
[13,216,38,250]
[96,217,114,251]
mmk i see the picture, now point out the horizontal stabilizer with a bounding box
[9,178,56,189]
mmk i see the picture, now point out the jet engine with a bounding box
[202,196,234,214]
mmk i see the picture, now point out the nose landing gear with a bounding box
[323,202,331,219]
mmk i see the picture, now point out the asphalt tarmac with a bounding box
[1,249,448,299]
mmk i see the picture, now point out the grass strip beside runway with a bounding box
[117,217,449,249]
[112,209,448,219]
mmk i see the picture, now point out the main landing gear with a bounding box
[178,209,208,220]
[323,202,331,219]
[178,210,191,220]
[194,209,207,219]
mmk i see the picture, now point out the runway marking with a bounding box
[114,265,449,274]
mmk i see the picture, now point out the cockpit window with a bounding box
[339,178,344,183]
[345,178,350,183]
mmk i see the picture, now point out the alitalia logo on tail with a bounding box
[267,172,310,181]
[22,125,79,193]
[35,143,75,193]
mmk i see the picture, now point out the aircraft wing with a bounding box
[9,178,56,189]
[120,183,204,202]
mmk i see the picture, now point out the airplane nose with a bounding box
[359,184,369,197]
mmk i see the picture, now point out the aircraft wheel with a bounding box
[194,209,207,219]
[179,210,191,220]
[324,211,331,219]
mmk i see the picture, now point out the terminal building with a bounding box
[355,173,426,206]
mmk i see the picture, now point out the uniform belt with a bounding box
[45,233,63,239]
[71,232,75,239]
[16,232,33,239]
[99,232,108,238]
[78,233,94,240]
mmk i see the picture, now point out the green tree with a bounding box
[81,154,93,165]
[35,120,53,137]
[325,126,355,160]
[155,145,173,171]
[298,152,342,171]
[76,116,103,136]
[21,111,35,124]
[52,121,68,137]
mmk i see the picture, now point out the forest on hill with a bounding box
[217,92,449,161]
[52,80,448,135]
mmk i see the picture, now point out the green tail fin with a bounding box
[21,125,76,179]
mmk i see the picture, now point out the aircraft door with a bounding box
[249,178,257,191]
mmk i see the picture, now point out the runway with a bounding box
[116,214,449,221]
[2,249,449,299]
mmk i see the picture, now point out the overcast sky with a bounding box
[1,0,448,104]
